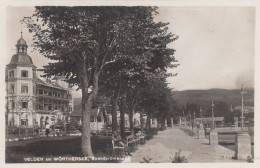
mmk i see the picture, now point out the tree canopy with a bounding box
[23,6,179,156]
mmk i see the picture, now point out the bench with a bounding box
[126,135,138,146]
[136,132,146,144]
[111,139,127,156]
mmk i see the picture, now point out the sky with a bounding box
[5,6,255,97]
[157,7,255,91]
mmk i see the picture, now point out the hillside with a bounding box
[172,88,254,107]
[73,88,254,113]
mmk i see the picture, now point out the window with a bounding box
[90,116,95,122]
[39,89,43,95]
[21,119,28,126]
[48,105,52,111]
[21,84,28,94]
[39,103,43,110]
[48,91,52,96]
[9,70,14,78]
[9,84,15,94]
[11,101,15,110]
[44,90,48,95]
[97,116,102,122]
[21,70,28,77]
[22,102,28,109]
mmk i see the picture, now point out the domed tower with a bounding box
[6,32,37,128]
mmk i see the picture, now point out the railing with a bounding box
[215,127,250,132]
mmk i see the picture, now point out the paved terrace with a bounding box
[129,127,244,163]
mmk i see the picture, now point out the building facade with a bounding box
[5,34,73,128]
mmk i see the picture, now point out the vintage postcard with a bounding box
[1,0,259,168]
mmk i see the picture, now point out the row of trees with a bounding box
[23,6,179,157]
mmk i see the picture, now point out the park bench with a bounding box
[134,135,140,145]
[126,135,138,146]
[136,132,146,144]
[111,139,127,156]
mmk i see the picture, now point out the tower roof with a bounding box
[7,34,34,67]
[9,53,33,65]
[16,37,28,47]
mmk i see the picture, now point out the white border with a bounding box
[1,0,259,168]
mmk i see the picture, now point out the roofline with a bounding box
[35,77,70,91]
[6,63,37,68]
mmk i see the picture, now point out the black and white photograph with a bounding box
[2,1,259,166]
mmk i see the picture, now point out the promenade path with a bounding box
[129,127,244,163]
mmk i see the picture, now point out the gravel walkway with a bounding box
[129,127,244,163]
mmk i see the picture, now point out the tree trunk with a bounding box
[111,82,121,133]
[102,107,107,126]
[129,108,134,135]
[129,99,136,135]
[145,114,151,131]
[111,93,118,133]
[78,59,94,157]
[119,94,126,140]
[140,108,144,133]
[81,96,93,157]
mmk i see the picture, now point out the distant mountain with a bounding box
[172,88,254,107]
[73,88,254,113]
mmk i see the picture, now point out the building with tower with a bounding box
[5,33,73,129]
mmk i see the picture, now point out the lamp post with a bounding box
[182,110,185,126]
[193,111,195,129]
[211,99,215,129]
[240,84,247,132]
[200,107,202,124]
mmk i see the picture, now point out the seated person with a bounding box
[112,131,131,156]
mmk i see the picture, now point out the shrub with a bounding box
[171,150,188,163]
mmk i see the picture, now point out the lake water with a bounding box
[217,134,254,157]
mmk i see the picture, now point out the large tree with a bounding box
[98,8,179,135]
[24,6,178,156]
